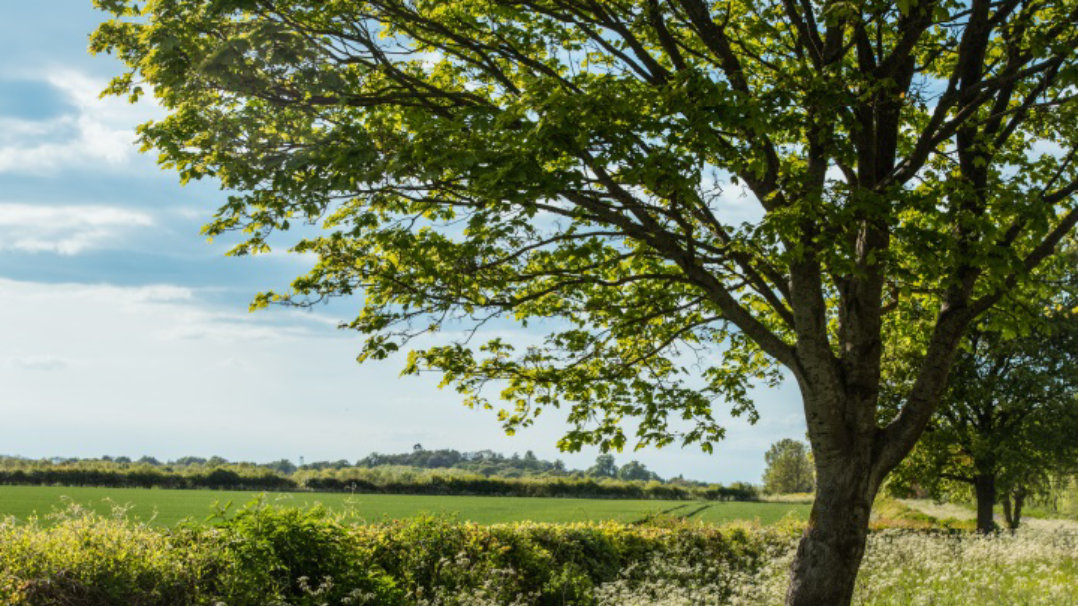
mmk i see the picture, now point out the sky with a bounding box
[0,1,807,484]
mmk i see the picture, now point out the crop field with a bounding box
[0,485,809,527]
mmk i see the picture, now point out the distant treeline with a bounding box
[355,448,570,477]
[289,447,667,483]
[0,464,292,492]
[0,453,758,501]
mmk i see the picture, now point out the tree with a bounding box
[206,455,229,467]
[618,460,660,481]
[763,439,815,494]
[265,458,298,474]
[587,454,619,479]
[889,297,1078,532]
[92,2,1078,603]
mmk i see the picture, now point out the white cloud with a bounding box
[0,68,159,174]
[9,355,68,372]
[124,284,195,303]
[157,321,301,343]
[0,279,277,338]
[0,203,154,254]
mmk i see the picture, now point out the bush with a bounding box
[0,504,210,606]
[209,503,401,605]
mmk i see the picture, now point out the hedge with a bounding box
[0,502,799,605]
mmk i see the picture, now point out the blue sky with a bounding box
[0,1,807,483]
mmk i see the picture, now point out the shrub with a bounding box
[208,502,400,605]
[0,504,210,605]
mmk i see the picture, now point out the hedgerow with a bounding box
[2,502,1074,605]
[0,458,756,501]
[0,502,795,605]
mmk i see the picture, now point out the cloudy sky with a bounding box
[0,1,806,483]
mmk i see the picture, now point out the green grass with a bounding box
[0,485,809,527]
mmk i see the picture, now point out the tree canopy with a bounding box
[587,454,619,478]
[92,0,1078,456]
[91,1,1078,603]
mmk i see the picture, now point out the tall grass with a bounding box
[593,523,1078,605]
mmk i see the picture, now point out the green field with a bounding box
[0,485,809,527]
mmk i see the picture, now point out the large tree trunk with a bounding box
[784,449,877,606]
[973,474,996,533]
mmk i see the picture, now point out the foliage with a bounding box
[618,460,660,482]
[1,501,1074,605]
[1038,475,1078,521]
[0,504,204,606]
[299,467,756,500]
[89,0,1078,453]
[885,285,1078,529]
[761,440,814,495]
[356,449,568,477]
[0,457,294,491]
[209,504,399,605]
[587,455,619,479]
[1,449,666,484]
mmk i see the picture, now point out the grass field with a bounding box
[0,485,809,527]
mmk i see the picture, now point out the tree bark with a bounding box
[974,474,997,533]
[784,448,877,606]
[1002,487,1025,530]
[1012,490,1024,530]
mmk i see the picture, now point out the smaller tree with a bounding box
[265,459,297,474]
[618,460,659,482]
[762,439,814,494]
[889,309,1078,532]
[587,454,618,479]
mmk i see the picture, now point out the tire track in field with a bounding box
[680,503,712,519]
[631,502,711,525]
